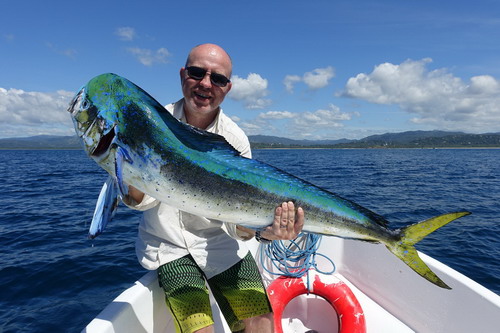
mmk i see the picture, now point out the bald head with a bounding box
[180,43,233,129]
[185,43,232,77]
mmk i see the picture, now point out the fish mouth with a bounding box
[91,126,116,157]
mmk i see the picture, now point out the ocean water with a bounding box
[1,148,499,332]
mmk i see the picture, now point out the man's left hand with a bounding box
[260,201,304,241]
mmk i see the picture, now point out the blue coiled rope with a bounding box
[259,233,336,291]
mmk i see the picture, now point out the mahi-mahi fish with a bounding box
[68,73,470,289]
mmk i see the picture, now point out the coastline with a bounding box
[2,131,500,150]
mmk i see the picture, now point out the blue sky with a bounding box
[1,0,500,140]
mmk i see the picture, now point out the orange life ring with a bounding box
[267,273,366,333]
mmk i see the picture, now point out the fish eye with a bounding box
[82,99,90,109]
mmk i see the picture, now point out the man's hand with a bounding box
[260,201,304,241]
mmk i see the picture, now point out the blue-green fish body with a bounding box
[68,73,469,289]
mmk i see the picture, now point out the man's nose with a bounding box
[199,72,212,88]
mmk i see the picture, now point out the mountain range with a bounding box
[249,131,500,148]
[1,131,500,149]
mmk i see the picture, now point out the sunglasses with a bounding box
[185,66,231,87]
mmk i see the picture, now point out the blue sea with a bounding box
[1,148,499,332]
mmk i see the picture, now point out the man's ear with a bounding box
[180,67,186,84]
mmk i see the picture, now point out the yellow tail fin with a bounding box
[387,211,471,289]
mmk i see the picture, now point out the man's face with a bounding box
[181,47,232,119]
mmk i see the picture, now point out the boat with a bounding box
[82,235,500,333]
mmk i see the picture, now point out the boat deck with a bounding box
[82,238,500,333]
[82,270,415,333]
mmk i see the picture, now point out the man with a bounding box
[125,43,304,333]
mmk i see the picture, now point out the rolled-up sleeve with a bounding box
[222,222,254,241]
[122,193,160,211]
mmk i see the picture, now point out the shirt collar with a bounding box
[173,99,222,133]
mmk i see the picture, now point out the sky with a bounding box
[1,0,500,140]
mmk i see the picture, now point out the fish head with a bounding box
[67,73,123,159]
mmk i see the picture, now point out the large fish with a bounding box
[68,73,469,289]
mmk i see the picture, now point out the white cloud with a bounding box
[294,104,352,128]
[116,28,169,66]
[0,88,75,137]
[468,75,500,94]
[228,73,271,109]
[342,58,500,132]
[244,104,354,139]
[240,121,264,133]
[258,111,296,120]
[283,75,302,93]
[61,49,77,58]
[45,42,77,59]
[284,66,335,92]
[239,112,290,136]
[116,27,136,41]
[126,47,171,66]
[303,67,335,89]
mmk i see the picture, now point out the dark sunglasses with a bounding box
[185,66,231,87]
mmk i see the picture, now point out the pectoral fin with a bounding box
[115,146,133,197]
[88,176,119,239]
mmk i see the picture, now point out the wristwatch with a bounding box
[255,230,272,244]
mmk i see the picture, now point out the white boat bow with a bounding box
[82,237,500,333]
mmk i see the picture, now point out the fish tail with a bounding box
[386,211,471,289]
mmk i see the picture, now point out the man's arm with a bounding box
[128,185,145,203]
[121,185,145,206]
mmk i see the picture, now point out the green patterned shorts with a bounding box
[157,252,272,333]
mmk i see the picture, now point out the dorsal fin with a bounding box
[171,120,242,156]
[121,74,242,157]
